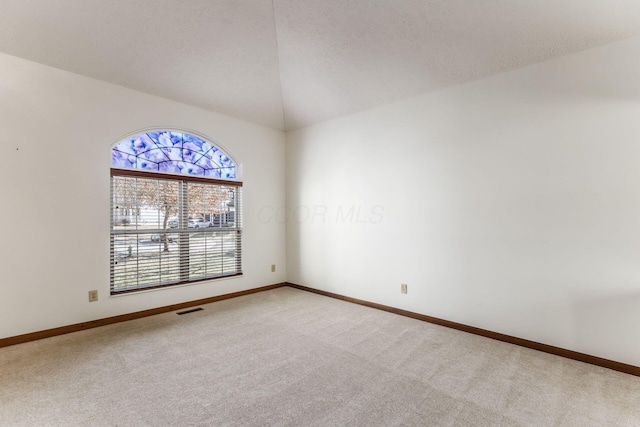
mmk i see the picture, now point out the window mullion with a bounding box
[179,180,190,283]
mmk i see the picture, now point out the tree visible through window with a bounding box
[110,131,242,294]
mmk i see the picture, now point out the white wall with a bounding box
[286,35,640,366]
[0,52,286,339]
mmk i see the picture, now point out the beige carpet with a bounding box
[1,287,638,426]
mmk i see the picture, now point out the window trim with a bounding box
[110,168,243,295]
[111,168,243,187]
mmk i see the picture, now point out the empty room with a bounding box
[1,1,639,425]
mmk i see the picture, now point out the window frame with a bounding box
[110,168,243,295]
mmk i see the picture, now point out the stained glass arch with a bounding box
[111,130,237,179]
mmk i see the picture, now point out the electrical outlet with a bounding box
[401,283,407,294]
[271,264,276,273]
[88,290,98,302]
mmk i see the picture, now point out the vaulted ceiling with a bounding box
[1,1,639,131]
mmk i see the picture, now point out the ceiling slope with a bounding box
[274,0,640,129]
[1,0,640,131]
[0,0,285,129]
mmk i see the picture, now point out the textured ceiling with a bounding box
[1,1,639,131]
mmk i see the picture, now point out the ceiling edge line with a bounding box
[270,0,287,131]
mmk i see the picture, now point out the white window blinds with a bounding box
[110,171,242,294]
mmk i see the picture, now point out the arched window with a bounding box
[110,130,242,294]
[111,130,237,178]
